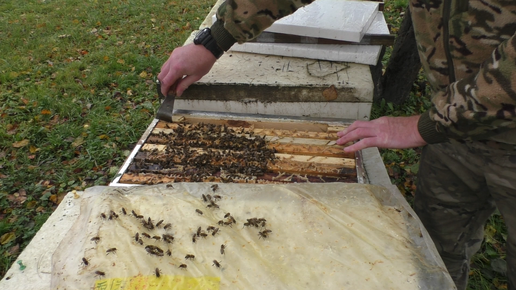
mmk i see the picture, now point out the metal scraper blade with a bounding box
[155,79,176,123]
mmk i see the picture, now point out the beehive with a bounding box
[114,113,362,185]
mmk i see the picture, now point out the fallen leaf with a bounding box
[49,194,58,204]
[0,232,16,245]
[139,71,148,78]
[71,136,85,148]
[29,146,39,154]
[26,200,37,209]
[8,244,20,255]
[12,139,29,148]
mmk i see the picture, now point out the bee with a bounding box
[134,233,139,242]
[207,202,219,209]
[156,220,164,228]
[213,195,222,201]
[81,257,89,267]
[179,264,187,269]
[196,209,203,215]
[258,229,272,239]
[223,221,233,227]
[121,208,127,215]
[224,213,231,218]
[145,245,164,256]
[218,220,224,226]
[212,260,221,268]
[162,234,175,244]
[185,254,195,260]
[94,270,105,278]
[206,226,216,232]
[202,194,208,202]
[150,245,163,253]
[152,235,161,241]
[131,210,139,218]
[229,216,237,224]
[106,248,117,255]
[109,210,119,220]
[142,219,154,230]
[192,234,197,243]
[163,223,172,230]
[166,249,172,256]
[100,213,107,219]
[141,232,151,239]
[220,244,226,255]
[137,238,143,245]
[212,228,220,236]
[196,227,202,237]
[155,268,161,278]
[199,233,208,238]
[91,236,100,243]
[211,184,219,192]
[206,194,212,201]
[166,184,174,188]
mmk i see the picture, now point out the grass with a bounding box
[0,0,509,288]
[0,0,213,277]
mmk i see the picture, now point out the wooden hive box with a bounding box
[111,111,366,186]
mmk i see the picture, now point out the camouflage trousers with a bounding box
[415,141,516,290]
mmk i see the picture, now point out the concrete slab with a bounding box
[179,48,374,119]
[228,12,389,65]
[186,0,377,120]
[264,0,379,42]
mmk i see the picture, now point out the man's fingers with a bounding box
[175,74,203,96]
[337,120,376,137]
[159,70,182,96]
[343,137,380,153]
[336,126,377,145]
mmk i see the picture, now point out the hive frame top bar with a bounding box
[110,110,366,186]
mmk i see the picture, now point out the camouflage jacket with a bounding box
[211,0,516,148]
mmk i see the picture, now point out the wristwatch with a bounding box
[194,28,224,59]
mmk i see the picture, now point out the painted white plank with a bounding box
[210,0,379,42]
[229,12,389,65]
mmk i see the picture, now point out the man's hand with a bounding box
[336,115,427,152]
[158,43,217,97]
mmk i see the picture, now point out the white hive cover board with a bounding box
[212,0,379,42]
[267,0,379,42]
[228,12,389,65]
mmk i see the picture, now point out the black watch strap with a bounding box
[194,28,224,59]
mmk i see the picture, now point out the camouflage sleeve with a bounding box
[418,35,516,143]
[215,0,314,44]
